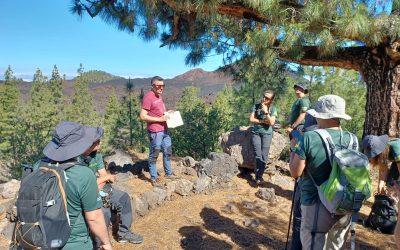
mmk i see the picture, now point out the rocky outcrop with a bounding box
[219,126,288,169]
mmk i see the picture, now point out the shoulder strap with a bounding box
[58,162,77,171]
[314,129,335,164]
[348,132,358,151]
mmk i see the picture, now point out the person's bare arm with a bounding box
[85,208,112,250]
[140,108,166,123]
[97,168,115,190]
[289,154,306,178]
[249,112,273,125]
[292,112,306,129]
[264,113,276,125]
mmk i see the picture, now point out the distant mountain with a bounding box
[81,70,123,83]
[1,68,235,113]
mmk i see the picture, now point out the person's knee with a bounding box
[149,148,161,162]
[166,146,172,157]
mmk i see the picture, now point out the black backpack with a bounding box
[366,194,397,234]
[12,161,76,249]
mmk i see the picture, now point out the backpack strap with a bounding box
[349,133,358,151]
[314,129,336,164]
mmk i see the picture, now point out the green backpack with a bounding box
[308,129,372,215]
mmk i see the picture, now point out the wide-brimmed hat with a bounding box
[293,83,308,94]
[307,95,351,120]
[43,121,104,162]
[362,134,389,159]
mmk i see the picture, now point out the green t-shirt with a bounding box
[294,129,354,205]
[33,158,102,249]
[389,139,400,162]
[86,152,105,174]
[251,104,278,134]
[289,96,310,125]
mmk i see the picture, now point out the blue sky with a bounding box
[0,0,223,81]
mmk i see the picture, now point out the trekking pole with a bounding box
[285,179,298,250]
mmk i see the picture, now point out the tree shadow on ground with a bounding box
[179,226,233,250]
[200,207,284,249]
[237,167,294,201]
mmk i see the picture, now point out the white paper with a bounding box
[164,111,184,128]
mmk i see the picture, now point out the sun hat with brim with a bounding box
[306,94,351,120]
[43,121,104,162]
[362,134,389,159]
[293,83,309,94]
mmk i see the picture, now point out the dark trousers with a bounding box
[94,188,133,248]
[104,188,133,237]
[251,132,273,180]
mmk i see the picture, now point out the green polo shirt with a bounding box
[289,96,310,125]
[294,129,354,205]
[251,104,278,134]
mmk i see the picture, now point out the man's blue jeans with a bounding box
[148,130,172,180]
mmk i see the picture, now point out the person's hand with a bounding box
[100,243,112,250]
[107,174,115,183]
[261,103,269,113]
[161,115,168,122]
[377,183,387,195]
[286,127,293,134]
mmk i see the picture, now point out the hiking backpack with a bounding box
[306,129,372,250]
[308,129,372,215]
[366,194,397,234]
[12,161,75,249]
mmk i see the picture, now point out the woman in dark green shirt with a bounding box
[249,90,277,185]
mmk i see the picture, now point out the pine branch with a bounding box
[279,46,367,71]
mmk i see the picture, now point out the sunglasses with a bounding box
[263,96,272,100]
[153,84,165,88]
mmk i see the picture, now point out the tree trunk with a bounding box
[361,48,400,137]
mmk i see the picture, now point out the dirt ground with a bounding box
[1,154,397,250]
[109,155,397,250]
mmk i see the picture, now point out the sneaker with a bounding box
[151,178,163,187]
[118,232,144,244]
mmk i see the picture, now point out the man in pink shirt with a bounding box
[140,76,174,186]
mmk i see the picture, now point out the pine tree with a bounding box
[172,86,210,159]
[0,66,21,162]
[103,89,123,153]
[73,0,400,136]
[49,65,63,103]
[17,68,60,163]
[208,85,236,151]
[66,64,100,126]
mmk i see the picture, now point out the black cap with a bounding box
[294,83,308,94]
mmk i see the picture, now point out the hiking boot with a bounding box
[255,178,265,186]
[118,232,144,244]
[151,178,163,187]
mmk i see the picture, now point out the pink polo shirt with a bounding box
[142,91,168,132]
